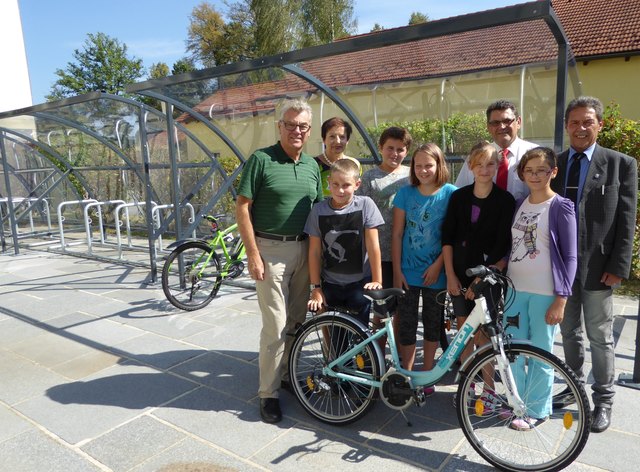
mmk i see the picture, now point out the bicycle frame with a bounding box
[172,221,245,280]
[323,293,526,414]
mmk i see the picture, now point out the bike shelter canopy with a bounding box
[0,0,578,281]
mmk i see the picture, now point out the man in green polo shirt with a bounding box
[236,98,323,423]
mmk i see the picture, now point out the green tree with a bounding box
[370,23,384,32]
[248,0,298,56]
[186,2,226,67]
[172,57,197,75]
[299,0,357,47]
[148,62,170,79]
[408,12,429,25]
[47,32,144,101]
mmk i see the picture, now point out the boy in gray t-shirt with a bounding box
[357,127,412,324]
[305,159,383,326]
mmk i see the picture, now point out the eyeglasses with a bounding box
[488,118,517,127]
[280,121,310,133]
[523,169,553,178]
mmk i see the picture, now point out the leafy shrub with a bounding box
[600,103,640,280]
[362,112,490,156]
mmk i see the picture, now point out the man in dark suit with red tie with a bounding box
[551,96,638,433]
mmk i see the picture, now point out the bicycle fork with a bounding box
[490,332,527,417]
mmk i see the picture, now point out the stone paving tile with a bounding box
[113,333,208,370]
[185,312,261,361]
[0,316,51,347]
[154,387,297,458]
[129,436,264,472]
[49,349,122,380]
[41,311,100,330]
[2,288,111,321]
[81,415,186,472]
[8,331,97,368]
[366,411,467,469]
[0,403,32,443]
[118,311,215,341]
[169,351,259,401]
[0,429,104,472]
[0,349,72,406]
[15,363,198,445]
[63,316,145,346]
[252,423,425,471]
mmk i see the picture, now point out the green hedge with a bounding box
[600,103,640,280]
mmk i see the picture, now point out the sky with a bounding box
[18,0,519,105]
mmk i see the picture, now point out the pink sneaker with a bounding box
[510,416,547,431]
[421,386,435,397]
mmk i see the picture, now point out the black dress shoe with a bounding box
[591,406,611,433]
[552,387,576,409]
[260,398,282,423]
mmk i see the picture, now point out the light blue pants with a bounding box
[504,288,557,418]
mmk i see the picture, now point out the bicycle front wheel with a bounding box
[457,344,590,472]
[288,312,382,425]
[161,241,222,311]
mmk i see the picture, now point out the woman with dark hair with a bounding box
[315,117,360,196]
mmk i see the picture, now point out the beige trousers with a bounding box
[255,237,309,398]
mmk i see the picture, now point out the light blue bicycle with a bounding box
[288,266,590,472]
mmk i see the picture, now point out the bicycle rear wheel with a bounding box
[161,241,222,311]
[456,344,590,472]
[288,312,382,425]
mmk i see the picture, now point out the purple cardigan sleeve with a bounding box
[549,196,577,297]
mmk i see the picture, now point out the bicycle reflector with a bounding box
[563,411,574,429]
[306,376,315,391]
[210,221,218,232]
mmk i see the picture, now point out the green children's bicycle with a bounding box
[161,214,246,311]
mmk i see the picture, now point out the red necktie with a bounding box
[496,148,509,190]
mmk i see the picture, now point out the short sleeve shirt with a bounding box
[357,166,410,261]
[393,183,456,288]
[237,142,322,235]
[304,195,384,285]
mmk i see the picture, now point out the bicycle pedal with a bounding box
[414,390,427,407]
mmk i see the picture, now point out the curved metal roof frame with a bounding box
[127,0,572,151]
[0,132,82,203]
[1,127,92,199]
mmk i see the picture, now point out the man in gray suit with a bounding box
[551,96,638,433]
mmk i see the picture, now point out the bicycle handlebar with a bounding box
[465,265,497,278]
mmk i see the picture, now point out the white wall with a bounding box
[0,0,33,112]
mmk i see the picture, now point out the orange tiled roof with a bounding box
[553,0,640,57]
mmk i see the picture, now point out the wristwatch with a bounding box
[310,284,321,290]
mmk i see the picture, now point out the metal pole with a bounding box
[0,132,20,254]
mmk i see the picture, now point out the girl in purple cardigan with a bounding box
[504,147,577,431]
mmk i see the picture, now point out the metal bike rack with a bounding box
[56,199,98,251]
[113,201,149,259]
[150,203,196,252]
[83,200,126,254]
[0,197,52,235]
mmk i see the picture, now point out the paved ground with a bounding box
[1,249,640,471]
